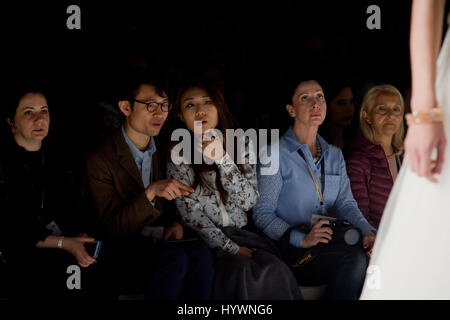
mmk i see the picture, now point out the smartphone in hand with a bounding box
[85,241,102,259]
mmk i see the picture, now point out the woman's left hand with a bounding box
[363,231,376,257]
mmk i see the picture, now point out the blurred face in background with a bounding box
[8,93,50,148]
[328,86,354,127]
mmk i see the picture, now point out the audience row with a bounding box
[0,73,405,300]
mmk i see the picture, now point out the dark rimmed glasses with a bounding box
[133,99,173,113]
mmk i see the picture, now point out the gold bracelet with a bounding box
[405,108,444,126]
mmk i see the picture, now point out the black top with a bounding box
[0,135,95,260]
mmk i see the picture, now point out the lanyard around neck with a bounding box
[297,148,326,214]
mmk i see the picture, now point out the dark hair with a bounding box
[280,71,325,106]
[171,80,246,204]
[115,70,169,105]
[174,80,237,135]
[0,83,49,146]
[3,84,49,121]
[322,79,353,105]
[318,76,359,153]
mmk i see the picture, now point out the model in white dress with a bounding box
[361,5,450,299]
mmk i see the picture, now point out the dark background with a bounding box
[0,0,429,154]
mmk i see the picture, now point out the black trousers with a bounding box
[281,240,369,300]
[103,237,214,300]
[6,248,105,299]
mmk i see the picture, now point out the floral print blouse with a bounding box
[167,147,259,254]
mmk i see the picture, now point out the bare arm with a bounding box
[407,0,447,182]
[36,235,97,268]
[410,0,446,111]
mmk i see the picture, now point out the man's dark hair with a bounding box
[115,70,169,105]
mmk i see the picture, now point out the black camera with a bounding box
[327,220,361,246]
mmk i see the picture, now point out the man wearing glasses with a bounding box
[86,74,214,300]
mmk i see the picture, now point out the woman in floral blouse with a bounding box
[167,81,301,300]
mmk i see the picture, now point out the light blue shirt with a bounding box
[252,127,375,248]
[121,126,156,188]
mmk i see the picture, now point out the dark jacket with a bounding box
[0,135,92,259]
[85,130,173,240]
[346,132,403,230]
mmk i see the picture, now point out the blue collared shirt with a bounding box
[252,127,376,248]
[122,126,156,188]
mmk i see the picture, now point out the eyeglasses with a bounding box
[374,105,403,116]
[133,99,172,113]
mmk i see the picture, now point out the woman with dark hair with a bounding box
[253,77,376,300]
[167,81,301,300]
[0,87,99,298]
[319,80,356,153]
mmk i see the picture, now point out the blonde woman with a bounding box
[346,84,405,229]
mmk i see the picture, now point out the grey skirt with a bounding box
[212,227,302,300]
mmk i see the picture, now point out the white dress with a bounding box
[360,14,450,300]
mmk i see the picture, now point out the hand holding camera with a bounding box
[300,219,333,249]
[363,231,376,257]
[301,215,363,249]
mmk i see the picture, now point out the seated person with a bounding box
[252,76,376,300]
[85,73,214,300]
[0,86,99,298]
[346,84,405,229]
[319,78,356,154]
[167,81,301,300]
